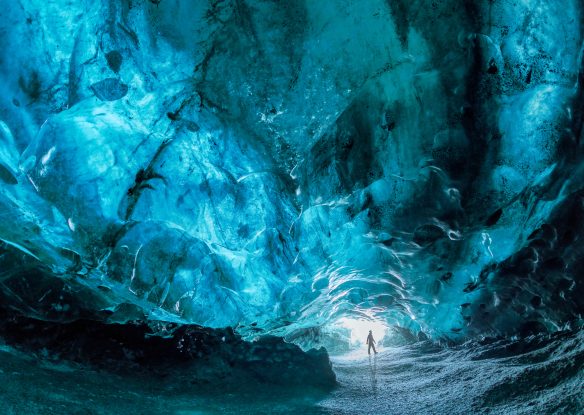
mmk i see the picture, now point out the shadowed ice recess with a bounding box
[0,0,583,413]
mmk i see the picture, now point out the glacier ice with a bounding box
[0,0,583,353]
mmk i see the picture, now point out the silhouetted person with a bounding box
[366,330,377,354]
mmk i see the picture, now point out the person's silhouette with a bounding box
[366,330,377,354]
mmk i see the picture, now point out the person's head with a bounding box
[369,330,372,334]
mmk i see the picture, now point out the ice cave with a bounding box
[0,0,583,413]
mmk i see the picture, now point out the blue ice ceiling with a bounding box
[0,0,583,342]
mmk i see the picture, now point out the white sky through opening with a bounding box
[336,317,388,347]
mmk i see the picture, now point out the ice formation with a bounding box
[0,0,583,352]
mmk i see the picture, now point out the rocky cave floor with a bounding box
[1,329,582,415]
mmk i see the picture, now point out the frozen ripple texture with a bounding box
[0,0,583,344]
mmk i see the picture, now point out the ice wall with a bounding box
[0,0,583,343]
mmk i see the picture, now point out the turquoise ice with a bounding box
[0,0,583,350]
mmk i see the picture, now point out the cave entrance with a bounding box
[330,317,389,354]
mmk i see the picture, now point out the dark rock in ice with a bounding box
[105,51,123,73]
[485,208,503,227]
[90,78,128,101]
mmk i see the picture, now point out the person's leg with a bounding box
[373,343,377,354]
[368,343,371,354]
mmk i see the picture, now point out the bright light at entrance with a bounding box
[336,318,387,347]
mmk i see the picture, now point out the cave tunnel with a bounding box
[0,1,583,413]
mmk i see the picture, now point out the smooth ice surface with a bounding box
[0,0,583,347]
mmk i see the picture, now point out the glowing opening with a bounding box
[335,317,388,347]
